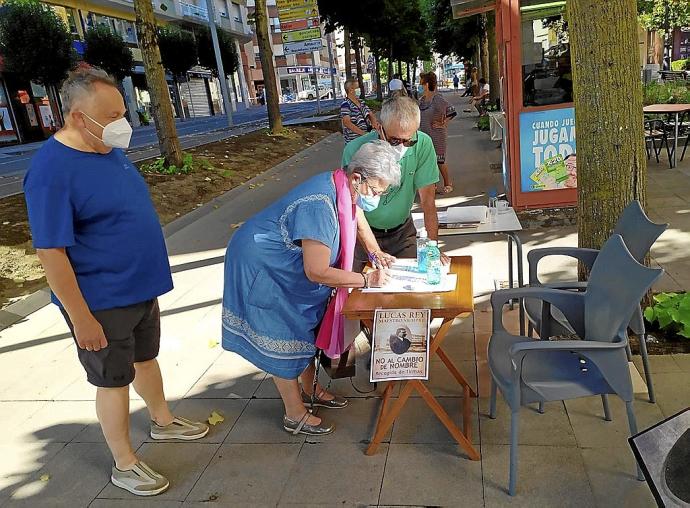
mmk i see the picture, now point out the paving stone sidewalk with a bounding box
[1,93,690,507]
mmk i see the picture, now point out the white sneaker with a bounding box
[111,461,169,496]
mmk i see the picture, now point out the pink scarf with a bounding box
[315,169,357,358]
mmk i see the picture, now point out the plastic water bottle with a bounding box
[426,241,442,285]
[416,228,428,273]
[488,188,498,223]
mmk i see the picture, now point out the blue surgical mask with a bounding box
[356,192,380,212]
[417,85,425,95]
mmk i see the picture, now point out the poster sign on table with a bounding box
[370,309,430,382]
[519,107,577,192]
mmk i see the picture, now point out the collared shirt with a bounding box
[341,131,439,230]
[24,137,173,311]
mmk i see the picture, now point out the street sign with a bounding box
[278,5,319,22]
[285,66,336,75]
[281,27,321,43]
[283,39,323,55]
[280,17,319,31]
[276,0,316,11]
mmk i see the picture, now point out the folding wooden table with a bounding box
[342,256,479,460]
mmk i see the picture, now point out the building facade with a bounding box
[244,0,339,104]
[0,0,254,145]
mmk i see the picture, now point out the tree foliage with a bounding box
[0,0,75,85]
[319,0,431,63]
[158,26,198,78]
[638,0,690,31]
[195,26,239,77]
[84,25,134,81]
[422,0,481,60]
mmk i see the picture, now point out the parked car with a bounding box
[297,84,332,101]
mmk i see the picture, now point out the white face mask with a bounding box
[392,144,409,159]
[352,88,361,97]
[82,112,133,149]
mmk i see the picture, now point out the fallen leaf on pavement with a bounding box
[208,339,219,348]
[40,474,50,482]
[208,411,225,426]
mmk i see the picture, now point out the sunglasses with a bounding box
[380,126,418,147]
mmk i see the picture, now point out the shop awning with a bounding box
[450,0,496,18]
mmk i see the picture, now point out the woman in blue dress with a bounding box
[222,141,401,436]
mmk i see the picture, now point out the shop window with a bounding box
[521,0,572,107]
[0,83,18,144]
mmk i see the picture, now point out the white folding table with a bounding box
[412,207,525,334]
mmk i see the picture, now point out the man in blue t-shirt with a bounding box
[23,67,208,497]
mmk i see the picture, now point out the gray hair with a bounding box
[60,66,117,114]
[346,140,401,187]
[344,77,358,92]
[380,95,420,132]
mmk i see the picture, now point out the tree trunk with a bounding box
[397,60,402,77]
[133,0,183,167]
[488,12,500,105]
[480,14,490,82]
[254,0,282,133]
[406,61,411,87]
[411,61,417,94]
[387,44,393,80]
[343,29,352,78]
[568,0,646,269]
[352,35,365,99]
[375,50,383,101]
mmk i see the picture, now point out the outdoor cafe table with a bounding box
[643,104,690,168]
[342,256,480,461]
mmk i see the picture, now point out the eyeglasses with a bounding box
[381,126,418,147]
[358,178,391,197]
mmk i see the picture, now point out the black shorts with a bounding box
[61,299,161,388]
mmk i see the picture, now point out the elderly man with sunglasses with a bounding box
[342,95,449,270]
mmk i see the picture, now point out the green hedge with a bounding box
[671,59,690,71]
[643,81,690,105]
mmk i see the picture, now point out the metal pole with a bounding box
[204,0,233,127]
[327,32,337,102]
[311,52,321,115]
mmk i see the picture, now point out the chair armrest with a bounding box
[541,281,588,291]
[527,247,600,285]
[490,287,585,336]
[508,340,625,358]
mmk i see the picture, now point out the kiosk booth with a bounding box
[452,0,577,210]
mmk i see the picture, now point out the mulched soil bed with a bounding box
[0,123,340,309]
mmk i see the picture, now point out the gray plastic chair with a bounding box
[488,235,663,496]
[524,200,667,403]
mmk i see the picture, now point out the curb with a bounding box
[0,131,342,333]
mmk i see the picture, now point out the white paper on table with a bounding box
[362,270,457,293]
[389,258,450,275]
[443,206,488,224]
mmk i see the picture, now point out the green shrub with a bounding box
[477,115,490,131]
[141,152,195,175]
[364,98,382,110]
[644,292,690,339]
[671,59,690,71]
[643,81,690,105]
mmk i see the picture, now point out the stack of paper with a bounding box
[439,206,488,224]
[363,259,456,293]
